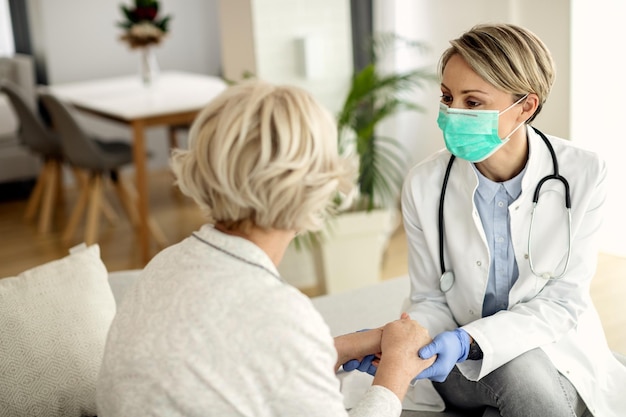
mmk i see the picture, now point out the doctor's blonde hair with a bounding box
[440,23,555,123]
[170,79,354,233]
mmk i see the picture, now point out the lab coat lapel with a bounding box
[443,158,490,324]
[509,127,567,304]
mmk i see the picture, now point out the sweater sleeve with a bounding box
[265,286,402,417]
[349,386,402,417]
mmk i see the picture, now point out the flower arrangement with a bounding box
[118,0,172,48]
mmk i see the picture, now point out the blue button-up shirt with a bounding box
[473,164,526,317]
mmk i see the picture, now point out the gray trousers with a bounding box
[433,348,588,417]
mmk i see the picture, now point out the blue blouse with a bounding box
[472,164,527,317]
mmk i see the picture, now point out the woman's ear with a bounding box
[521,93,540,122]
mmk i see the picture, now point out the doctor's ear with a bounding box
[521,93,540,120]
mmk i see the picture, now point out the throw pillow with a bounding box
[0,244,116,417]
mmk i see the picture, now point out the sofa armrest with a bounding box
[0,54,36,105]
[108,269,142,305]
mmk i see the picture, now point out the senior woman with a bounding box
[96,80,434,416]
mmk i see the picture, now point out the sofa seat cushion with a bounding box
[0,244,116,417]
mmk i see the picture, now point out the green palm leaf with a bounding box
[337,32,436,211]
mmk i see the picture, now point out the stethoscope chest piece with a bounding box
[440,271,455,293]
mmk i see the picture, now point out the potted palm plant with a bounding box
[279,34,436,294]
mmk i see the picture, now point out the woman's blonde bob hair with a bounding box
[440,23,555,123]
[170,79,354,232]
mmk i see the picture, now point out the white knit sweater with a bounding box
[97,224,401,417]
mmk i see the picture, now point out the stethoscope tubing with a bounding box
[438,127,572,292]
[439,154,456,277]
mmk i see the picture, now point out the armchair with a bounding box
[0,80,64,233]
[0,53,40,185]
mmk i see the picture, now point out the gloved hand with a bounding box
[414,328,470,383]
[341,328,379,376]
[342,354,378,376]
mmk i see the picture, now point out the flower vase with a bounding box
[139,46,159,86]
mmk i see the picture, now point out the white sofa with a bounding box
[1,246,623,417]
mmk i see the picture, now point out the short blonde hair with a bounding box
[170,79,354,232]
[440,23,555,122]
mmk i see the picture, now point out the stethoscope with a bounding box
[438,127,572,293]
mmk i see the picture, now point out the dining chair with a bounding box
[38,91,167,248]
[0,80,64,233]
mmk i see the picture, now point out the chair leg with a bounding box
[62,174,91,243]
[100,195,120,225]
[38,159,59,234]
[73,167,117,225]
[71,167,87,189]
[111,175,139,227]
[24,160,51,222]
[55,161,65,207]
[119,177,168,249]
[84,175,103,245]
[148,217,168,249]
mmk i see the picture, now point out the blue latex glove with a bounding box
[341,329,378,376]
[342,354,378,376]
[414,328,470,383]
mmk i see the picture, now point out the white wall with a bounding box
[218,0,353,289]
[35,0,221,84]
[28,0,222,170]
[219,0,353,115]
[571,1,626,256]
[374,0,571,169]
[250,0,353,114]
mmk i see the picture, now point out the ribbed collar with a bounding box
[191,224,282,282]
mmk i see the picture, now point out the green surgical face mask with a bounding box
[437,95,528,162]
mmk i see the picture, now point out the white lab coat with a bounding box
[402,126,626,416]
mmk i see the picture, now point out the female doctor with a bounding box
[401,23,626,416]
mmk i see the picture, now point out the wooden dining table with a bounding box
[48,71,227,264]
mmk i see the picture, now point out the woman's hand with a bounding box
[371,313,435,400]
[334,328,382,372]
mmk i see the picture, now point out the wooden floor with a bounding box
[1,169,624,353]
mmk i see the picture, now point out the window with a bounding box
[0,0,14,56]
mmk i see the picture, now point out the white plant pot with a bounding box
[278,208,398,294]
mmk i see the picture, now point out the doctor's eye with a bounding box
[466,99,482,108]
[440,94,452,104]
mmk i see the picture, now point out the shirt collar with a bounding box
[473,162,527,202]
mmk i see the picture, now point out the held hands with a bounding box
[339,329,381,376]
[340,313,433,378]
[339,314,435,401]
[334,328,382,374]
[414,328,470,382]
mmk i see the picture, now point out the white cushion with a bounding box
[0,244,116,417]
